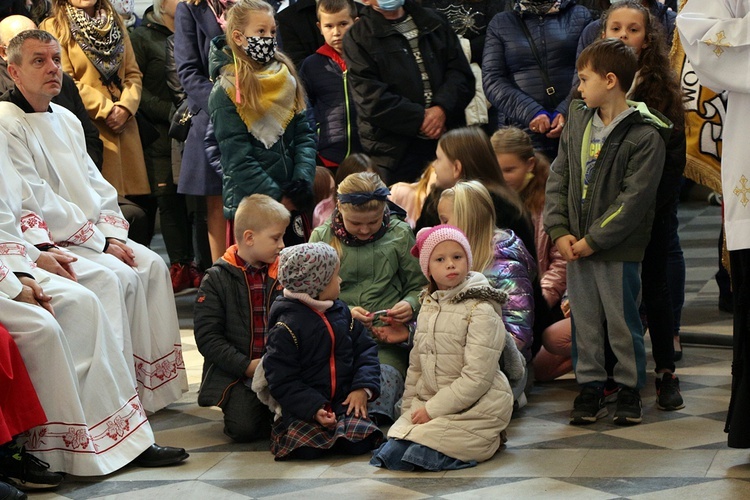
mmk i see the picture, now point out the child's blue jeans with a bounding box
[370,439,476,471]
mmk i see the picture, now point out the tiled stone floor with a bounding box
[30,200,750,499]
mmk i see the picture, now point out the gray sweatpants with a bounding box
[567,259,647,390]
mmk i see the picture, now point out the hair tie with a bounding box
[337,186,390,205]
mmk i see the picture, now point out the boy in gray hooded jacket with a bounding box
[544,38,671,427]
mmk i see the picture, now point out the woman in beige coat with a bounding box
[371,225,513,471]
[42,0,149,197]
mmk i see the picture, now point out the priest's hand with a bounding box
[106,238,137,267]
[36,249,77,282]
[15,276,54,315]
[106,105,131,134]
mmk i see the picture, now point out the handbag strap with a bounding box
[513,14,556,108]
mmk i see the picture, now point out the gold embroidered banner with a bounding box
[670,0,724,194]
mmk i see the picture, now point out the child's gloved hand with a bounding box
[315,406,337,429]
[343,388,369,419]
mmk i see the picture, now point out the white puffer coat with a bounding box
[388,272,513,463]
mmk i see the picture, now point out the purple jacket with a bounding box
[482,229,536,361]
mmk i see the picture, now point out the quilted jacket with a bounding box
[207,36,316,219]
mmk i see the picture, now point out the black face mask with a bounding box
[243,35,276,65]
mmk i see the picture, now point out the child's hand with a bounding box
[411,407,431,424]
[561,298,571,318]
[315,407,337,429]
[352,306,372,327]
[343,388,369,419]
[244,358,260,378]
[547,113,565,139]
[554,235,579,262]
[571,238,594,258]
[388,301,413,323]
[372,322,410,344]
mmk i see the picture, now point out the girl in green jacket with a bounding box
[310,171,427,424]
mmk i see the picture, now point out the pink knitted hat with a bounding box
[410,224,473,279]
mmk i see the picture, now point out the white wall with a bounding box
[134,0,153,17]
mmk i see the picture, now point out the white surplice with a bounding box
[678,1,750,251]
[0,101,187,412]
[0,134,154,475]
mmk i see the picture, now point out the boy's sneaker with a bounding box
[570,386,607,425]
[656,373,685,411]
[613,387,643,426]
[0,447,63,490]
[602,378,620,403]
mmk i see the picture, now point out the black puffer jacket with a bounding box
[264,297,381,428]
[342,0,474,172]
[194,246,284,407]
[299,44,362,166]
[482,0,591,130]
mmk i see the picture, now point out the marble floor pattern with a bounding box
[30,200,750,499]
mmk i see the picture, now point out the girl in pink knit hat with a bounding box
[371,224,513,471]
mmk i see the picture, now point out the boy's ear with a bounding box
[242,229,254,246]
[605,72,618,90]
[316,21,322,33]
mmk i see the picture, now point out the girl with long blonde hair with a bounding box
[208,0,316,245]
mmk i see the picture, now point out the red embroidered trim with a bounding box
[23,394,148,455]
[63,221,96,246]
[0,262,9,282]
[20,213,51,240]
[0,242,27,257]
[98,214,130,231]
[134,344,185,392]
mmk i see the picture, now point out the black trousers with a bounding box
[727,248,750,448]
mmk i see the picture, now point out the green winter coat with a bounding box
[310,218,428,374]
[207,35,316,220]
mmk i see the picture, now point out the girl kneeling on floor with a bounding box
[371,226,513,471]
[261,242,382,460]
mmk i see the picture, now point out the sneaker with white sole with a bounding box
[613,387,642,426]
[570,386,607,425]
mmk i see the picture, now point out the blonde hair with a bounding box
[225,0,306,117]
[329,171,387,254]
[490,127,550,216]
[234,194,290,243]
[49,0,127,46]
[440,181,497,272]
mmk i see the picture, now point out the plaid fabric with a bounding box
[271,414,382,460]
[235,251,268,360]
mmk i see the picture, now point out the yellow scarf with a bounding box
[224,61,297,148]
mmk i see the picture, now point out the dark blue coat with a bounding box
[299,45,362,166]
[173,0,223,196]
[482,0,590,153]
[263,298,381,428]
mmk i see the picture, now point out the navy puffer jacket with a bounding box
[482,0,591,128]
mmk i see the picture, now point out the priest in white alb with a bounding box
[0,30,187,413]
[0,131,188,476]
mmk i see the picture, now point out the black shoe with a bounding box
[133,444,189,468]
[0,481,26,500]
[656,373,685,411]
[613,387,642,426]
[0,447,63,490]
[570,386,607,425]
[718,294,733,313]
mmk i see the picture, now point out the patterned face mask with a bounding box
[243,36,277,64]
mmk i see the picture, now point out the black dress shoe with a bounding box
[0,481,26,500]
[133,444,189,468]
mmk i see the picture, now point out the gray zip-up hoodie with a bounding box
[544,99,671,262]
